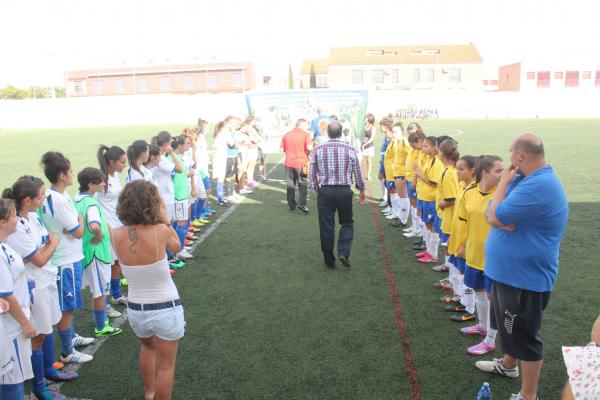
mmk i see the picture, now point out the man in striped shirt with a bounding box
[309,121,366,268]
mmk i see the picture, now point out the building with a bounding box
[300,44,483,90]
[65,62,254,97]
[300,59,329,88]
[498,62,600,91]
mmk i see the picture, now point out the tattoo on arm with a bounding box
[128,227,139,254]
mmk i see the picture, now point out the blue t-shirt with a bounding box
[310,115,329,138]
[484,165,568,292]
[226,130,239,158]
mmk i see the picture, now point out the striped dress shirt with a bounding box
[309,139,365,192]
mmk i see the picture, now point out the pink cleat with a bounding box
[418,255,439,263]
[467,340,495,355]
[460,323,487,336]
[415,250,429,258]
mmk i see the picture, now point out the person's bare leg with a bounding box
[140,337,156,400]
[153,337,180,400]
[520,360,543,400]
[502,354,518,369]
[366,156,372,181]
[562,381,575,400]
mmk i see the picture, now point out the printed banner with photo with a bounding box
[245,90,369,154]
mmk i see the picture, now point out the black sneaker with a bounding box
[297,205,309,214]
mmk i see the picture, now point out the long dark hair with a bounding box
[0,198,15,221]
[97,145,125,189]
[2,175,45,213]
[474,155,503,183]
[127,140,149,174]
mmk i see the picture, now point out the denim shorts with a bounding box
[128,305,185,341]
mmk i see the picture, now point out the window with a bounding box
[582,71,591,79]
[526,72,535,80]
[114,79,125,93]
[160,76,170,90]
[536,71,550,88]
[232,72,243,88]
[596,71,600,87]
[316,76,327,88]
[184,75,196,89]
[449,68,461,82]
[73,80,85,93]
[372,69,384,84]
[137,78,148,92]
[554,72,563,80]
[351,70,363,84]
[412,69,421,83]
[207,74,219,89]
[565,71,579,88]
[426,69,435,82]
[92,80,102,94]
[390,69,399,83]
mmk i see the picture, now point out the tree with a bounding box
[309,64,317,89]
[288,64,294,90]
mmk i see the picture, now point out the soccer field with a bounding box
[2,119,599,399]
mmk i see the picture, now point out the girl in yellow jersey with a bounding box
[403,128,426,237]
[390,122,410,226]
[414,137,444,263]
[379,119,396,218]
[457,155,505,356]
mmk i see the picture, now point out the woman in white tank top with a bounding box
[111,180,184,400]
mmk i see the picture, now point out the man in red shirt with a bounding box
[280,119,312,213]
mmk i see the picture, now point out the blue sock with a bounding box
[196,199,205,217]
[190,201,198,220]
[58,327,74,356]
[110,278,122,299]
[93,308,107,331]
[216,182,224,202]
[0,383,24,399]
[31,349,47,394]
[175,225,186,250]
[42,333,58,377]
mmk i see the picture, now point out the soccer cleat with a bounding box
[61,350,93,364]
[239,188,253,195]
[431,263,449,272]
[107,305,122,318]
[403,230,419,238]
[52,361,64,370]
[433,279,453,290]
[176,250,193,259]
[169,269,176,276]
[440,294,461,303]
[169,260,186,269]
[381,206,392,213]
[509,393,536,400]
[191,219,205,227]
[450,312,477,322]
[385,213,396,220]
[32,388,67,400]
[196,217,210,224]
[413,243,426,251]
[95,321,124,337]
[120,278,128,286]
[45,370,79,382]
[403,227,413,233]
[475,358,520,378]
[184,240,193,246]
[391,219,407,228]
[460,323,487,336]
[72,334,95,347]
[445,302,466,312]
[415,250,429,258]
[188,226,201,233]
[111,295,128,306]
[378,200,388,207]
[467,340,495,355]
[186,233,198,241]
[418,255,439,263]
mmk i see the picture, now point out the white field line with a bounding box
[47,158,283,400]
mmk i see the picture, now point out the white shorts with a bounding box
[0,333,33,384]
[246,148,259,163]
[30,283,62,335]
[83,259,111,299]
[0,320,11,377]
[128,304,185,341]
[174,200,189,222]
[362,147,375,157]
[194,176,206,200]
[212,156,226,181]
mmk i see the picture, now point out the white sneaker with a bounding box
[378,200,388,207]
[72,334,95,347]
[110,296,128,306]
[184,246,192,252]
[177,250,193,259]
[381,206,392,213]
[240,188,253,195]
[403,230,419,238]
[403,227,414,233]
[107,305,122,318]
[385,213,396,220]
[509,393,537,400]
[61,350,93,363]
[475,358,519,378]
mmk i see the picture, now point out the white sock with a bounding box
[418,219,427,238]
[475,291,489,330]
[379,180,387,199]
[484,328,497,345]
[430,232,440,258]
[414,214,422,235]
[390,193,401,218]
[422,229,430,252]
[399,197,410,224]
[462,285,475,314]
[449,265,459,294]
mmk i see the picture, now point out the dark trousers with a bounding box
[317,185,354,265]
[286,166,307,210]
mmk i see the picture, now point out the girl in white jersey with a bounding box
[40,152,94,366]
[96,145,128,313]
[0,198,35,399]
[212,121,228,206]
[126,140,154,184]
[4,176,78,399]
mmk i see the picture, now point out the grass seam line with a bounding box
[366,183,423,400]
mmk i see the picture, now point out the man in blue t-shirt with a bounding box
[475,133,569,400]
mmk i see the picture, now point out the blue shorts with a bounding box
[406,181,417,200]
[451,256,466,273]
[434,216,442,234]
[57,261,83,312]
[464,264,493,293]
[418,201,436,224]
[385,181,396,190]
[440,232,450,244]
[202,176,211,190]
[378,163,385,175]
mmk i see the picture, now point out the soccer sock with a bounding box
[58,326,74,356]
[93,308,107,331]
[484,328,497,345]
[42,333,58,377]
[379,179,386,199]
[462,286,475,314]
[413,213,422,235]
[110,278,122,299]
[390,193,400,217]
[216,182,224,202]
[0,383,25,399]
[399,197,410,224]
[190,201,198,220]
[196,199,206,217]
[430,233,440,258]
[475,291,489,330]
[422,229,430,253]
[31,349,47,394]
[175,225,187,250]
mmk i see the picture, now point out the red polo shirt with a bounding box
[281,128,311,168]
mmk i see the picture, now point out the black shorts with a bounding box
[489,280,551,362]
[225,157,238,178]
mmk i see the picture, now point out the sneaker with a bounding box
[403,226,413,233]
[378,200,388,207]
[415,250,429,258]
[247,181,256,189]
[169,260,186,269]
[432,263,449,272]
[467,340,495,355]
[32,388,67,400]
[509,393,536,400]
[385,213,396,220]
[460,323,487,336]
[418,255,439,263]
[120,278,128,287]
[381,206,392,213]
[188,226,201,233]
[110,296,128,306]
[107,305,122,318]
[445,302,466,312]
[184,246,192,252]
[176,250,193,259]
[403,230,419,238]
[206,207,216,214]
[475,357,520,378]
[61,350,93,364]
[440,294,461,303]
[184,240,193,246]
[186,233,198,241]
[95,321,124,337]
[240,188,253,195]
[450,312,477,322]
[45,370,79,382]
[391,219,407,228]
[72,334,95,347]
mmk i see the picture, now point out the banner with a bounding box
[245,90,369,154]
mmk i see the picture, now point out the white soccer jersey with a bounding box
[94,172,123,228]
[152,156,176,206]
[41,189,83,266]
[0,242,31,339]
[126,165,156,185]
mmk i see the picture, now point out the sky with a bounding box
[1,0,599,86]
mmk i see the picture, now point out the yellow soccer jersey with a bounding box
[405,147,419,181]
[438,166,459,233]
[415,151,429,198]
[393,139,408,178]
[417,156,443,202]
[459,184,497,271]
[447,182,477,256]
[383,139,397,181]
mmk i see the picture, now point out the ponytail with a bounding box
[0,198,15,221]
[127,140,149,173]
[97,145,125,190]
